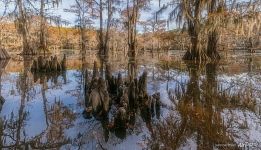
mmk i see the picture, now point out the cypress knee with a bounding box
[92,61,98,79]
[61,54,66,71]
[45,60,51,72]
[57,62,62,72]
[31,59,38,72]
[52,56,58,71]
[38,56,44,70]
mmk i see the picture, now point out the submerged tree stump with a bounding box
[31,55,67,73]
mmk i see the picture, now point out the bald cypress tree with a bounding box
[157,0,260,62]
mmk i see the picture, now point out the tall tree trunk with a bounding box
[80,27,87,55]
[17,0,35,55]
[104,0,112,59]
[206,0,220,60]
[207,30,220,60]
[183,22,208,62]
[127,1,138,59]
[127,0,138,80]
[99,0,104,56]
[183,1,208,62]
[39,0,47,55]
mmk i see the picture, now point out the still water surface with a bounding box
[0,51,260,149]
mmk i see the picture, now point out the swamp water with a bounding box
[0,50,260,149]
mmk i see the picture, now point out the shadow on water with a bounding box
[0,51,260,149]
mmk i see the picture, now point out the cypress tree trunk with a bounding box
[98,0,104,56]
[127,0,138,80]
[183,1,208,62]
[206,0,221,60]
[182,62,201,113]
[104,0,112,59]
[0,60,8,115]
[183,26,208,62]
[80,27,87,55]
[207,30,220,60]
[39,0,47,55]
[17,0,35,55]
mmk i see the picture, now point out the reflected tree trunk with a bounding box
[200,62,218,148]
[41,77,49,127]
[0,60,9,113]
[185,63,201,107]
[15,89,26,147]
[0,60,9,108]
[15,57,31,147]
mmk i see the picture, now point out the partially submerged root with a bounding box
[183,50,210,62]
[31,55,66,73]
[38,46,51,55]
[248,48,256,53]
[207,50,221,60]
[84,62,161,133]
[32,68,66,85]
[22,47,37,55]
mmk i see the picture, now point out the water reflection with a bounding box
[0,51,260,149]
[150,60,260,149]
[0,60,9,111]
[0,57,31,149]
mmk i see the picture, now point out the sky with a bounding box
[55,0,170,21]
[0,0,174,31]
[52,0,173,30]
[1,0,257,30]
